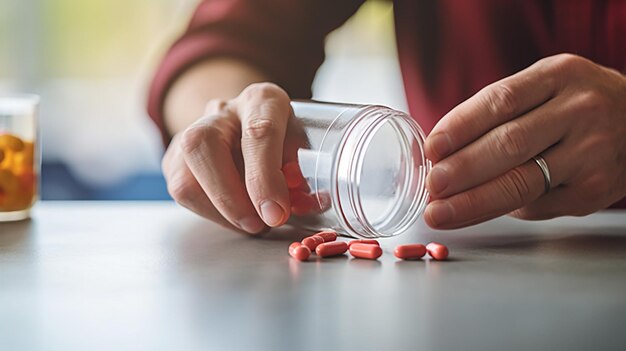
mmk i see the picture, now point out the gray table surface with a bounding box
[1,201,625,351]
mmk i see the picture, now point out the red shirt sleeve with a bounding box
[147,0,364,145]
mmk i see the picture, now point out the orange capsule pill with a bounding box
[0,134,25,152]
[349,243,383,260]
[289,242,301,254]
[348,239,380,248]
[301,235,324,251]
[314,231,337,242]
[394,244,427,260]
[315,241,348,257]
[426,242,449,261]
[289,190,317,216]
[289,243,311,261]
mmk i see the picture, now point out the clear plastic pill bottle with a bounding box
[284,100,430,238]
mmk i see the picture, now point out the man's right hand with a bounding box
[162,83,294,234]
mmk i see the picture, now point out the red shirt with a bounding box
[147,0,626,208]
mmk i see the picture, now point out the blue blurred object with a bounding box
[41,162,171,200]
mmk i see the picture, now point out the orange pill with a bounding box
[348,239,380,248]
[301,235,324,251]
[316,190,332,212]
[426,242,449,261]
[0,134,25,152]
[315,241,348,257]
[289,190,317,216]
[349,243,383,260]
[314,231,337,242]
[282,161,307,189]
[289,242,301,254]
[394,244,427,260]
[289,243,311,261]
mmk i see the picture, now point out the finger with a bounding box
[425,58,559,162]
[163,147,235,230]
[163,135,214,216]
[235,83,292,227]
[282,118,312,194]
[204,99,248,174]
[510,136,617,220]
[180,114,266,234]
[511,183,610,220]
[165,134,268,234]
[508,186,580,220]
[427,96,568,199]
[424,146,569,229]
[283,117,309,163]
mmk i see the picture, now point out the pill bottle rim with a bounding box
[0,94,40,116]
[332,105,431,238]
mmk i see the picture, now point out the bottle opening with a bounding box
[0,95,40,116]
[334,106,430,238]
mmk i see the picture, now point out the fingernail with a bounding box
[239,216,265,234]
[427,201,455,226]
[428,166,449,194]
[429,133,452,159]
[260,200,285,227]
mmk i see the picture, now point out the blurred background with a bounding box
[0,0,406,200]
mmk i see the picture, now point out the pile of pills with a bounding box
[0,133,36,212]
[288,230,449,262]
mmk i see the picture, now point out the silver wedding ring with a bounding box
[532,155,552,194]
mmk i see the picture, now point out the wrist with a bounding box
[163,57,269,135]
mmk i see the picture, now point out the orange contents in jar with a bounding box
[0,133,36,212]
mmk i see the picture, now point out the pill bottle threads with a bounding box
[288,101,431,239]
[333,105,430,238]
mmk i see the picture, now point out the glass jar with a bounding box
[284,100,430,238]
[0,95,39,222]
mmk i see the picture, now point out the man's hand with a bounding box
[162,83,293,234]
[423,54,626,229]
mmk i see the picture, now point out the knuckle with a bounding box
[242,82,288,101]
[575,89,609,115]
[545,53,590,78]
[492,122,530,160]
[456,190,479,215]
[209,192,233,212]
[484,83,517,118]
[167,176,195,204]
[244,116,277,139]
[552,53,585,68]
[180,124,219,154]
[499,167,534,206]
[180,125,206,154]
